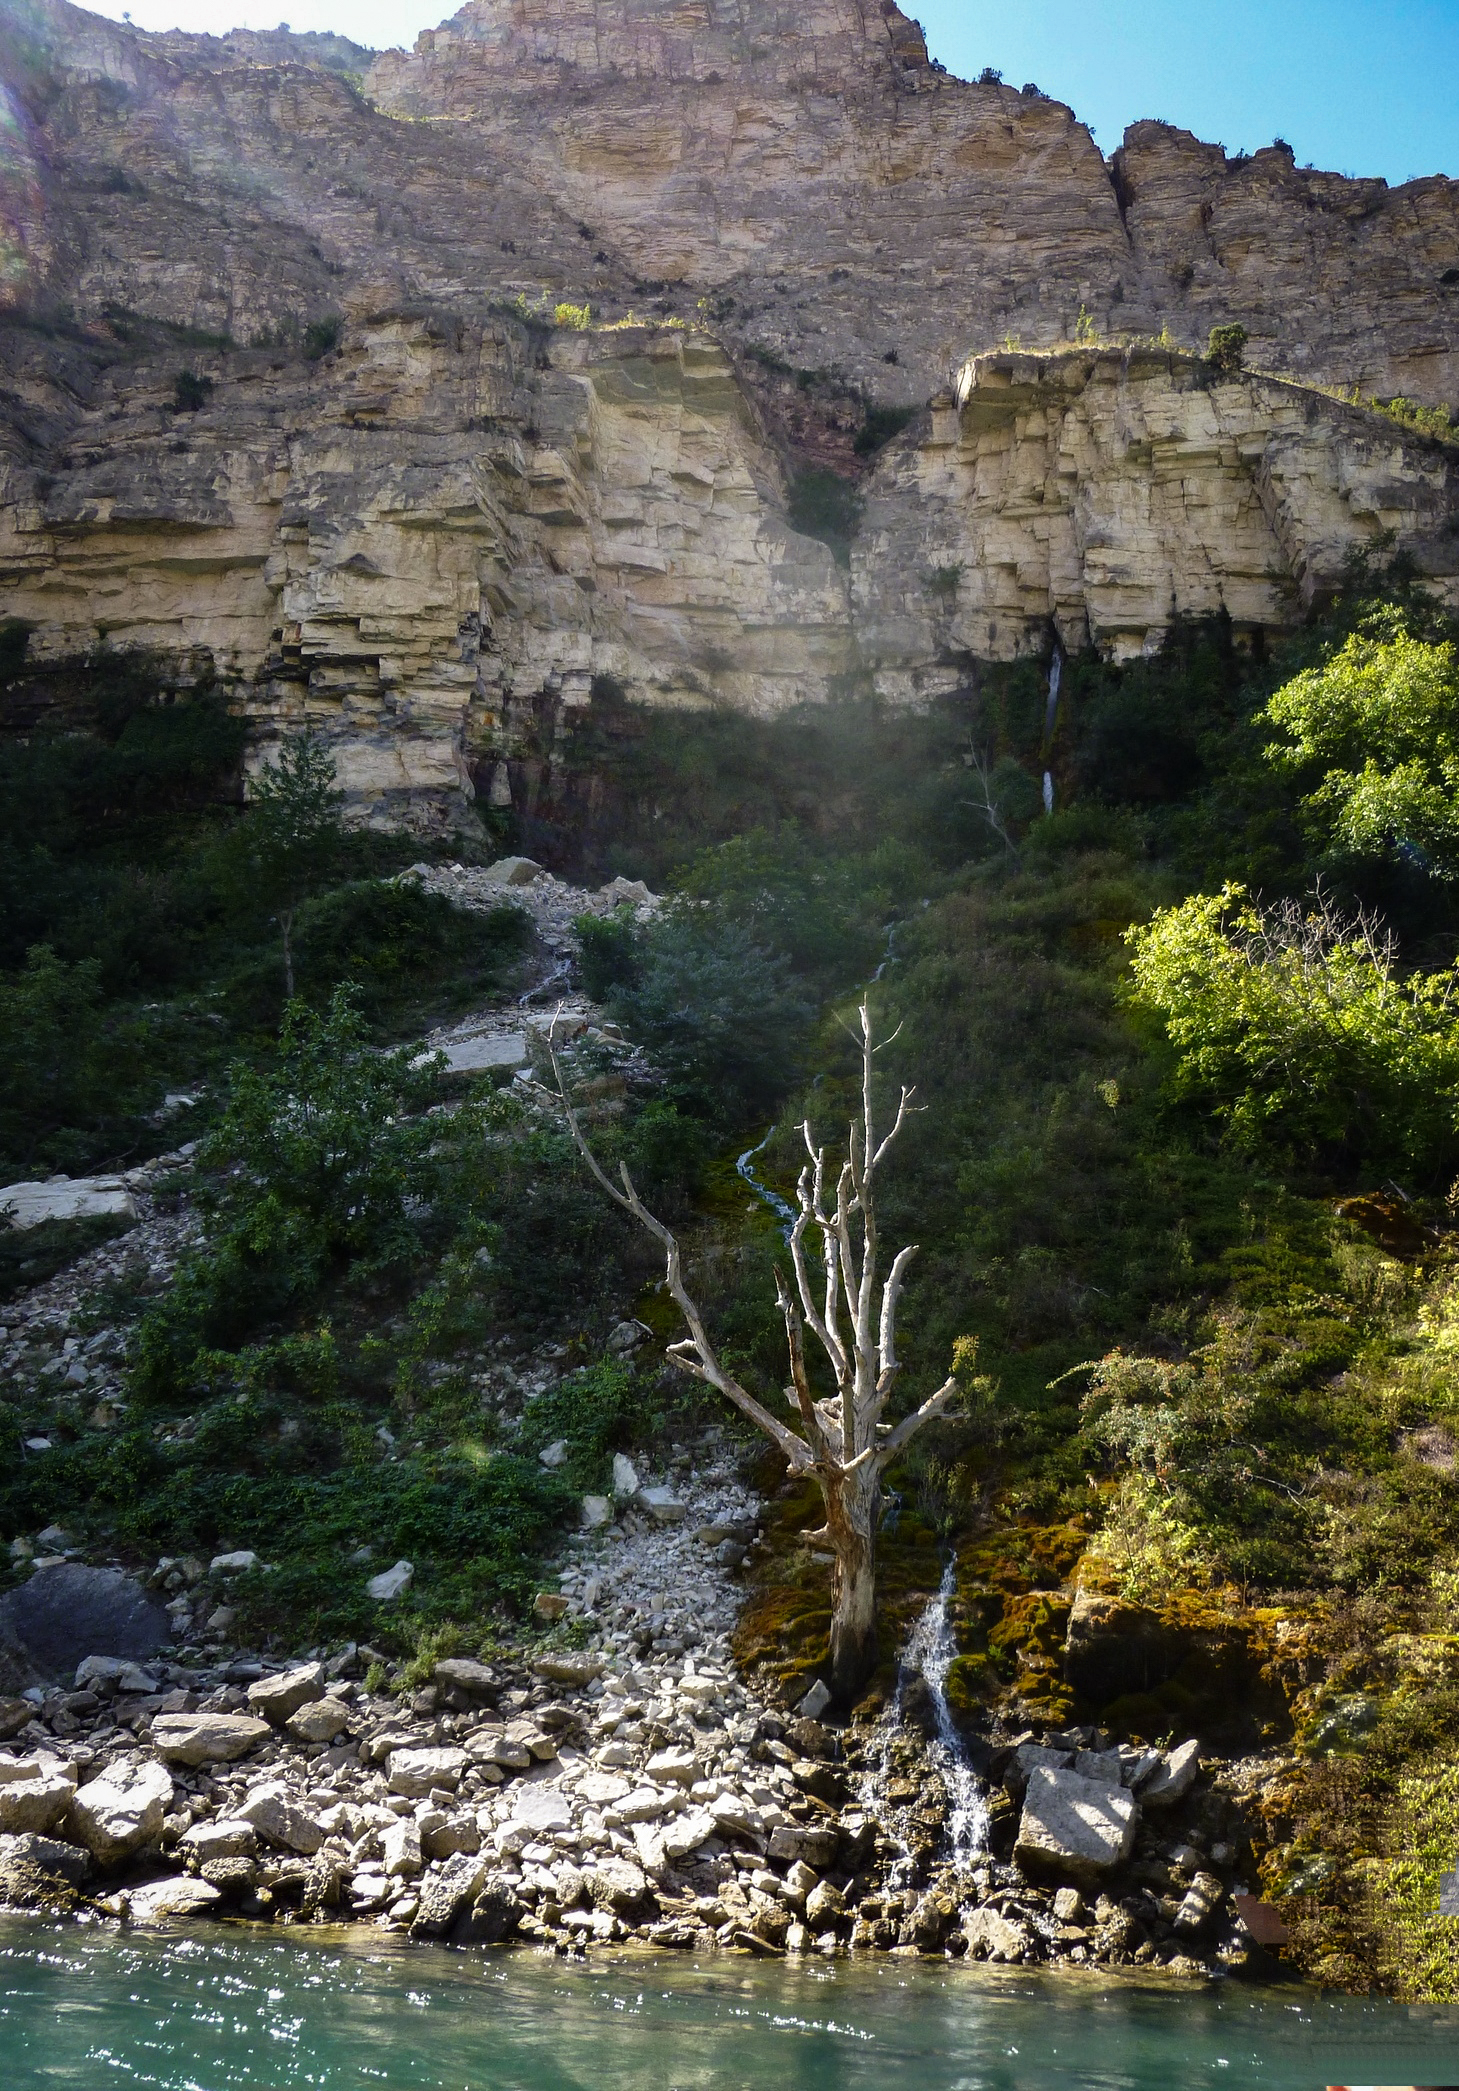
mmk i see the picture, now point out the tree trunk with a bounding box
[826,1472,880,1703]
[280,909,295,1000]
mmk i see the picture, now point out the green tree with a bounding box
[1262,628,1459,883]
[1126,882,1459,1171]
[231,732,346,995]
[132,989,437,1399]
[610,906,814,1120]
[0,945,115,1172]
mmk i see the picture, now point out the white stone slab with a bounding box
[1,1177,137,1229]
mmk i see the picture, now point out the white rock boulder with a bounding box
[180,1817,258,1861]
[1140,1738,1202,1807]
[151,1712,270,1765]
[234,1782,327,1855]
[386,1746,468,1798]
[366,1560,414,1602]
[128,1876,223,1924]
[1014,1766,1139,1885]
[70,1760,174,1867]
[246,1663,325,1724]
[284,1698,351,1743]
[0,1769,75,1835]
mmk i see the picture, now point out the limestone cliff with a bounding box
[856,347,1459,699]
[1,0,1458,825]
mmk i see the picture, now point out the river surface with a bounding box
[2,1920,1458,2089]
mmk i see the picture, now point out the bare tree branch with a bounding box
[548,996,965,1702]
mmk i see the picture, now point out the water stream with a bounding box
[736,1126,796,1239]
[861,1560,989,1888]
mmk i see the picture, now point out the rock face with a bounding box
[0,1566,171,1674]
[856,346,1459,685]
[1,0,1457,832]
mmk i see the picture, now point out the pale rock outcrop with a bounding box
[0,1768,75,1836]
[247,1663,325,1725]
[1014,1765,1141,1886]
[127,1876,223,1923]
[234,1781,327,1855]
[151,1712,271,1765]
[855,345,1459,694]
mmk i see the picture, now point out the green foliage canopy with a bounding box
[1262,628,1459,883]
[133,989,439,1399]
[1126,882,1459,1170]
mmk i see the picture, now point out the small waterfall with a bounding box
[1041,645,1062,817]
[860,1558,988,1886]
[1043,645,1063,745]
[736,1127,796,1239]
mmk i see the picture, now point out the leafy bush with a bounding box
[609,906,815,1120]
[854,404,916,457]
[574,905,640,1002]
[511,1356,645,1492]
[227,878,529,1027]
[1262,627,1459,882]
[1206,324,1248,375]
[553,302,592,331]
[171,370,212,411]
[1126,882,1459,1171]
[0,946,153,1173]
[0,1403,573,1647]
[1370,396,1457,445]
[132,990,438,1400]
[303,316,342,359]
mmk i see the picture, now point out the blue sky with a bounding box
[82,0,1459,186]
[917,0,1459,185]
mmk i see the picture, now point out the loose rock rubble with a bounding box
[0,1426,1278,1982]
[0,1148,200,1453]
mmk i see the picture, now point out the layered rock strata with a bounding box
[0,314,848,824]
[4,0,1458,408]
[855,346,1459,691]
[2,0,1458,825]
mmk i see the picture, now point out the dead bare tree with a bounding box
[550,997,961,1703]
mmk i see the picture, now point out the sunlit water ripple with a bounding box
[2,1916,1458,2089]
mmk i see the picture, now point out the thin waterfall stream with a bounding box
[860,1558,989,1886]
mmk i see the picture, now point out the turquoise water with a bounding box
[2,1919,1457,2089]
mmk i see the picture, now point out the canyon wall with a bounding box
[1,0,1458,825]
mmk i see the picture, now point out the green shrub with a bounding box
[853,403,916,457]
[1126,881,1459,1171]
[225,878,529,1026]
[0,945,156,1174]
[574,905,640,1002]
[303,315,342,359]
[511,1356,644,1492]
[1206,324,1248,375]
[610,906,815,1120]
[171,370,213,411]
[1262,627,1459,883]
[131,989,437,1401]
